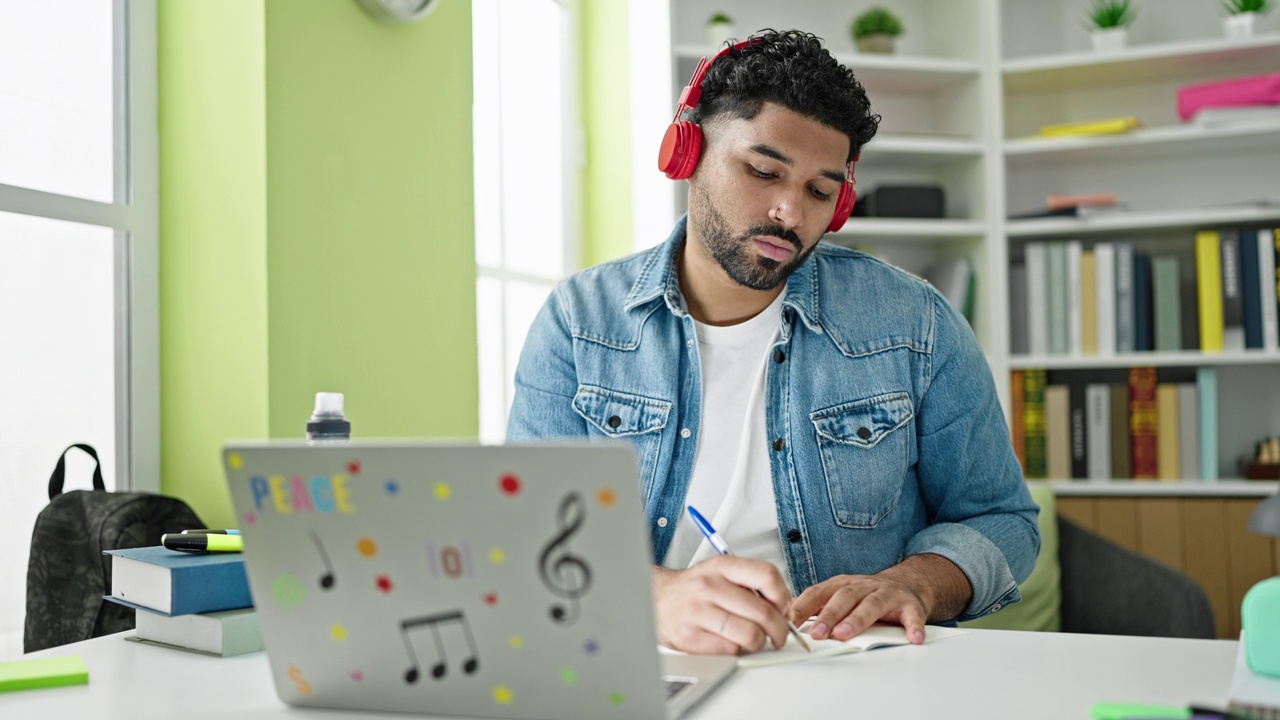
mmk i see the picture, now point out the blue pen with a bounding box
[686,505,811,652]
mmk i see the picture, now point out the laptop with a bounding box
[222,441,736,720]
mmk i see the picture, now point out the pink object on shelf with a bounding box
[1177,72,1280,121]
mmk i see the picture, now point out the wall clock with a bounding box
[355,0,441,24]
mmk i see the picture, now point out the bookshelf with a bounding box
[652,0,1280,488]
[653,0,1280,642]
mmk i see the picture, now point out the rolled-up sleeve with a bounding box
[910,290,1041,621]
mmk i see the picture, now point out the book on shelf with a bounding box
[1045,385,1071,479]
[1109,384,1132,480]
[1010,263,1029,355]
[1095,243,1117,356]
[1023,369,1048,479]
[1011,369,1027,473]
[1156,384,1181,481]
[103,545,251,616]
[129,607,262,657]
[1115,242,1136,354]
[1152,256,1183,353]
[1241,229,1266,350]
[1221,229,1247,352]
[1192,104,1280,129]
[1178,383,1201,481]
[923,257,975,323]
[1129,368,1159,480]
[1081,250,1098,355]
[1197,367,1219,481]
[1047,243,1069,355]
[1009,202,1130,220]
[1086,383,1111,480]
[1196,231,1226,352]
[1026,243,1050,355]
[1259,229,1279,351]
[1179,249,1203,352]
[1132,252,1154,353]
[1046,193,1118,210]
[1038,115,1143,138]
[1066,241,1083,356]
[1048,370,1092,480]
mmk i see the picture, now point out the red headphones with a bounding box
[657,40,858,234]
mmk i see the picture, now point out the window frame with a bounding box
[0,0,159,492]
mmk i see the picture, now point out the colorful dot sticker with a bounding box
[243,511,258,526]
[357,537,378,557]
[433,482,452,500]
[349,670,364,683]
[499,473,521,496]
[509,636,523,649]
[597,488,616,507]
[560,667,577,685]
[493,686,513,705]
[385,479,400,495]
[489,548,506,565]
[347,461,361,475]
[273,575,305,609]
[584,639,600,655]
[330,624,347,641]
[228,453,244,470]
[376,575,394,594]
[609,692,625,705]
[483,592,498,606]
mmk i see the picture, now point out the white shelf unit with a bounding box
[654,0,1280,491]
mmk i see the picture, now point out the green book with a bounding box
[1047,243,1069,355]
[0,656,88,693]
[1023,368,1048,479]
[1153,256,1182,352]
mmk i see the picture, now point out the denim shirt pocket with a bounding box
[572,385,672,500]
[810,391,915,529]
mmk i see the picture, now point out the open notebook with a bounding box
[663,623,966,669]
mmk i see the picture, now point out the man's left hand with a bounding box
[787,553,972,645]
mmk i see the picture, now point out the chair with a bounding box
[1057,514,1215,639]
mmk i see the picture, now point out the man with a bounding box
[507,29,1039,656]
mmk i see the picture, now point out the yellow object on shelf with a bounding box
[1039,116,1143,138]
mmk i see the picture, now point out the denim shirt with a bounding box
[507,217,1040,621]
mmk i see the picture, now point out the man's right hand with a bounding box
[651,556,793,655]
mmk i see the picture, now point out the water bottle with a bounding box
[306,392,351,445]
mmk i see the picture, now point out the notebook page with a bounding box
[736,622,967,668]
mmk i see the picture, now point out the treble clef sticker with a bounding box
[537,492,592,625]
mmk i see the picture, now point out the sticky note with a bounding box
[0,655,89,693]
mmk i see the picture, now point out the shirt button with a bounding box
[857,427,872,440]
[657,517,668,528]
[774,349,786,363]
[687,339,694,348]
[786,529,802,543]
[680,428,691,439]
[772,438,785,451]
[608,415,621,429]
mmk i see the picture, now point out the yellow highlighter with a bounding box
[161,532,243,553]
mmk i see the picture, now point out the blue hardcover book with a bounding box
[104,546,251,616]
[1239,230,1263,350]
[1133,251,1154,352]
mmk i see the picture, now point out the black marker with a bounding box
[162,533,243,553]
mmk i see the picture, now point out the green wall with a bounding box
[159,0,477,528]
[579,0,633,266]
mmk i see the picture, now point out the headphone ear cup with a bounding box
[658,121,703,180]
[826,181,857,233]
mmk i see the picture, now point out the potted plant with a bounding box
[851,7,904,54]
[1222,0,1272,39]
[1087,0,1136,52]
[706,12,735,49]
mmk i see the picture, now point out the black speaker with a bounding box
[851,185,945,218]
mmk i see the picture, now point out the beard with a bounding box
[690,183,819,291]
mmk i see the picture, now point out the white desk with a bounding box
[1,629,1239,719]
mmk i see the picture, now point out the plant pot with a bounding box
[1090,27,1128,52]
[707,21,735,49]
[855,34,896,54]
[1224,12,1257,39]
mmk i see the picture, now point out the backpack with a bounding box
[23,443,205,652]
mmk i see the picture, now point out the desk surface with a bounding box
[1,629,1239,719]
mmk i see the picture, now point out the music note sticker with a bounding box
[311,531,336,590]
[399,609,480,683]
[537,493,592,625]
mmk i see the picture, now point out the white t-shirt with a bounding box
[663,292,791,586]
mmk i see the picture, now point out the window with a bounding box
[0,0,157,656]
[473,0,580,443]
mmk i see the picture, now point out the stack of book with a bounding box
[1012,366,1218,482]
[1010,228,1280,357]
[103,545,260,657]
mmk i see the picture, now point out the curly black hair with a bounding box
[686,29,879,162]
